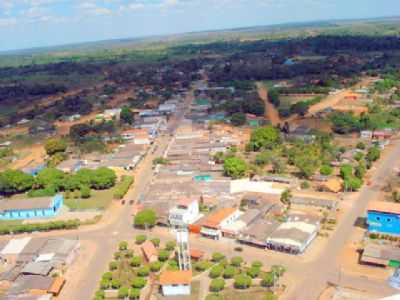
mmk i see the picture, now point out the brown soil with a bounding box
[257,82,282,126]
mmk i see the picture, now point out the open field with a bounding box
[64,189,116,210]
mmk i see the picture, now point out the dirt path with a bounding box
[256,82,281,126]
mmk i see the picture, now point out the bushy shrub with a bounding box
[130,256,142,267]
[137,266,150,277]
[234,274,252,289]
[135,235,147,245]
[119,241,128,251]
[131,277,147,289]
[223,266,236,279]
[0,219,80,235]
[209,265,224,278]
[149,261,162,272]
[158,250,170,262]
[165,241,176,251]
[113,176,134,199]
[231,256,243,267]
[211,252,225,262]
[209,278,225,292]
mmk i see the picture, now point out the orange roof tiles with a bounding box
[368,201,400,215]
[141,240,158,261]
[159,270,192,285]
[203,207,237,228]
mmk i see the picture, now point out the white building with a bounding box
[200,207,241,240]
[160,270,192,296]
[360,130,373,139]
[169,199,201,228]
[266,214,320,254]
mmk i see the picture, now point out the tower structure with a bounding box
[176,227,191,271]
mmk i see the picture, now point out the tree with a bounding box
[111,278,122,289]
[340,164,353,179]
[131,277,147,289]
[211,252,225,263]
[230,113,247,126]
[165,241,176,251]
[271,265,286,277]
[91,167,117,189]
[223,157,247,179]
[137,266,150,277]
[344,176,363,191]
[135,235,147,244]
[264,291,278,300]
[206,294,224,300]
[129,288,141,299]
[249,126,280,151]
[294,156,319,178]
[356,142,366,150]
[271,157,286,174]
[121,106,134,124]
[330,112,360,134]
[149,261,162,272]
[320,165,333,176]
[234,274,252,289]
[355,163,366,179]
[35,168,65,190]
[80,185,91,198]
[210,278,225,292]
[134,209,157,228]
[252,261,263,269]
[130,256,142,267]
[223,266,236,279]
[109,261,118,271]
[209,265,224,278]
[261,272,275,287]
[69,123,91,142]
[247,266,261,278]
[158,250,170,262]
[280,189,292,207]
[195,260,210,272]
[366,146,381,162]
[119,241,128,251]
[0,169,34,195]
[231,256,243,267]
[118,287,129,299]
[268,88,280,106]
[45,138,67,156]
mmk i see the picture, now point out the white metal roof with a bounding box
[278,222,317,234]
[35,253,55,262]
[1,237,31,255]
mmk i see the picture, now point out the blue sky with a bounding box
[0,0,399,51]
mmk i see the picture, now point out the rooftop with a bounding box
[159,270,192,285]
[368,201,400,215]
[0,197,55,212]
[203,207,237,228]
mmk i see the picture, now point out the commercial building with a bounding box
[266,213,320,254]
[367,201,400,235]
[361,243,400,267]
[0,195,64,220]
[159,270,192,296]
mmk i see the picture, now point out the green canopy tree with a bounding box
[249,126,280,151]
[0,169,34,195]
[134,209,157,228]
[223,157,247,179]
[45,138,67,156]
[121,106,134,124]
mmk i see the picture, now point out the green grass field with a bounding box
[64,189,115,210]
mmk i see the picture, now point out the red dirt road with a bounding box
[257,82,281,126]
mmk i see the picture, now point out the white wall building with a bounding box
[169,199,201,228]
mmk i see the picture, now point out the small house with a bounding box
[0,195,64,220]
[367,201,400,235]
[159,270,192,297]
[361,243,400,267]
[360,130,373,139]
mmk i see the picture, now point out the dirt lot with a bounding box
[10,144,46,170]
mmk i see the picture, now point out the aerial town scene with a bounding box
[0,1,400,300]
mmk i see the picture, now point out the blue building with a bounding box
[367,201,400,235]
[0,195,64,220]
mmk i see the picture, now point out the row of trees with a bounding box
[0,167,117,196]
